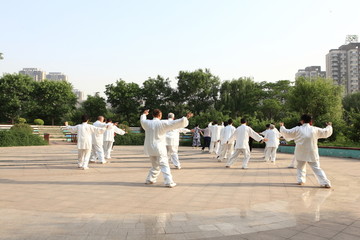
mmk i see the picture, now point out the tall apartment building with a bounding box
[295,66,326,79]
[19,68,45,81]
[326,42,360,94]
[45,72,68,81]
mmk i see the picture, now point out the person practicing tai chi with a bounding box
[140,109,193,188]
[166,113,191,170]
[226,118,266,169]
[280,114,333,188]
[209,121,222,155]
[262,124,281,163]
[217,119,236,162]
[103,119,126,160]
[89,116,108,164]
[65,115,107,170]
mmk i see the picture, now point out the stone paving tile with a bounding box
[0,144,360,240]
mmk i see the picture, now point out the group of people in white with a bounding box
[65,115,125,170]
[66,110,333,189]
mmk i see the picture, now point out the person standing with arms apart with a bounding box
[280,114,333,188]
[217,119,236,162]
[103,119,126,160]
[140,109,193,188]
[166,113,191,170]
[226,118,266,169]
[65,115,106,170]
[89,116,107,164]
[262,124,282,164]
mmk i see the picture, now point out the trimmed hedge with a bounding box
[0,130,47,147]
[114,133,145,145]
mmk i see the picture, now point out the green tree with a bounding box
[217,77,262,118]
[257,80,294,120]
[105,79,142,125]
[0,74,35,123]
[176,69,220,114]
[288,77,343,140]
[29,80,77,125]
[342,92,360,141]
[142,75,174,114]
[81,93,108,121]
[289,77,343,121]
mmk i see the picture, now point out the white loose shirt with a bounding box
[103,124,126,142]
[66,122,106,150]
[262,128,281,148]
[166,119,191,146]
[210,124,222,142]
[92,120,107,145]
[280,123,333,162]
[228,124,264,151]
[219,125,236,144]
[140,114,189,156]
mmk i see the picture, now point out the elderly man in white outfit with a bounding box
[65,115,106,170]
[140,109,193,188]
[209,121,222,155]
[103,120,126,159]
[217,119,236,162]
[280,114,333,188]
[89,116,107,164]
[262,124,282,163]
[226,118,265,169]
[166,113,191,169]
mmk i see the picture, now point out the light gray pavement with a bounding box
[0,144,359,240]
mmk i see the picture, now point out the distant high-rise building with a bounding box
[45,72,68,81]
[295,66,326,79]
[19,68,45,81]
[326,37,360,94]
[73,89,86,103]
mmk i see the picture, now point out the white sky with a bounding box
[1,0,359,97]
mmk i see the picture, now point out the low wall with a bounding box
[278,145,360,159]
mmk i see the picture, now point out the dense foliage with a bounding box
[0,124,47,147]
[1,70,359,146]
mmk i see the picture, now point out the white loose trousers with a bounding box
[209,141,220,155]
[297,160,331,186]
[103,141,113,159]
[218,143,234,162]
[78,149,91,168]
[264,147,278,163]
[166,145,180,168]
[146,155,174,185]
[226,148,250,168]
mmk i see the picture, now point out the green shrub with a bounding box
[10,123,33,134]
[17,117,27,124]
[33,119,44,125]
[114,133,144,145]
[0,130,47,147]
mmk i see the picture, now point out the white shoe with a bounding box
[321,184,331,188]
[145,180,155,184]
[175,166,181,170]
[89,160,96,163]
[100,161,107,164]
[81,166,89,170]
[165,182,177,188]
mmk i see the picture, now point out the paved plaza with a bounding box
[0,144,359,240]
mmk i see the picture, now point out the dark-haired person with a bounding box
[209,121,222,155]
[65,115,107,170]
[89,116,107,164]
[140,109,193,188]
[226,118,266,169]
[217,119,236,162]
[201,124,211,152]
[103,119,126,159]
[280,114,333,188]
[191,124,202,149]
[262,124,281,163]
